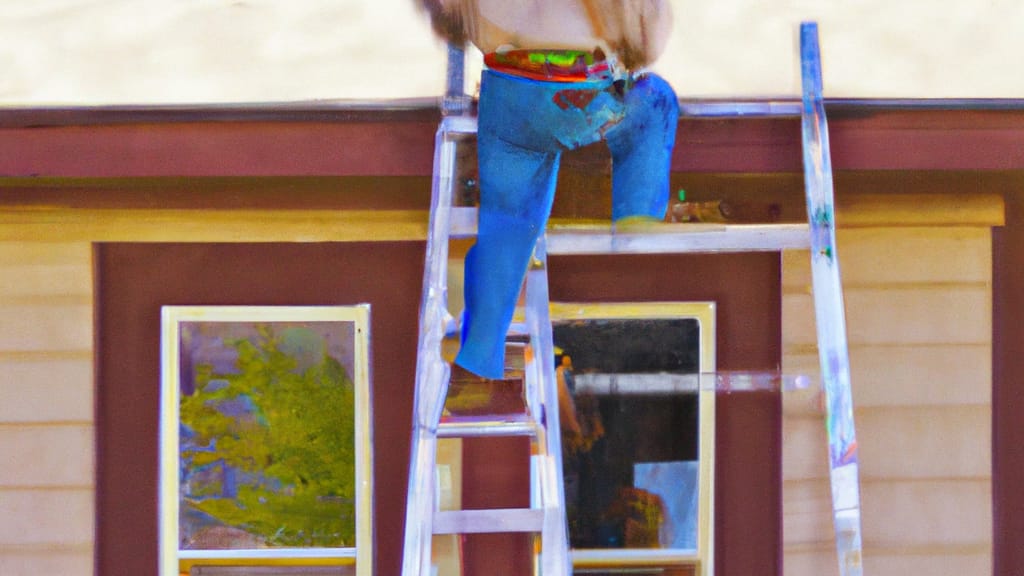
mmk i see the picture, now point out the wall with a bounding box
[0,242,95,575]
[0,193,1002,576]
[2,0,1022,104]
[0,205,432,576]
[782,200,1001,575]
[0,108,1017,575]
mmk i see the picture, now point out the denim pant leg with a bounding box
[455,131,562,379]
[605,74,679,220]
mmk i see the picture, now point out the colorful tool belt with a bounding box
[484,49,611,82]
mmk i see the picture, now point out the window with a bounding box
[160,306,373,576]
[550,302,715,575]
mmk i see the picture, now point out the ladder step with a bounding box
[437,413,538,438]
[449,207,811,253]
[433,508,545,534]
[546,223,811,254]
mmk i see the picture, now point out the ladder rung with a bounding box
[442,317,529,341]
[437,414,538,438]
[433,508,545,534]
[546,223,811,254]
[449,207,811,253]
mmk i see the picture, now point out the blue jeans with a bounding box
[455,69,679,378]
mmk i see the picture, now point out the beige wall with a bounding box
[2,0,1022,105]
[783,222,997,575]
[0,242,95,576]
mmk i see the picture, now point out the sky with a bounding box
[2,0,1022,105]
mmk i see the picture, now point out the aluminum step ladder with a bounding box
[399,109,571,576]
[400,40,571,576]
[402,22,864,576]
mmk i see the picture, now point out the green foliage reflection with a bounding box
[181,325,355,547]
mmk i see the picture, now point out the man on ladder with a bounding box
[417,0,681,380]
[405,3,683,575]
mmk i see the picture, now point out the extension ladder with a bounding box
[401,22,864,576]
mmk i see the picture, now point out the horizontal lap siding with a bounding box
[784,406,990,482]
[0,488,94,545]
[785,345,991,408]
[862,547,992,576]
[0,303,92,351]
[783,285,991,348]
[782,226,993,576]
[0,357,94,422]
[861,479,991,548]
[0,548,93,576]
[0,425,95,486]
[0,242,94,575]
[786,542,992,576]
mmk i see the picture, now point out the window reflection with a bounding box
[553,316,703,552]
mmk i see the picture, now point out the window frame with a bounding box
[159,305,374,576]
[548,301,716,576]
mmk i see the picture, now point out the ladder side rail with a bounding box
[401,119,461,576]
[799,22,864,576]
[525,235,572,576]
[443,42,472,117]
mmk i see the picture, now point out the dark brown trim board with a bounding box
[994,189,1024,576]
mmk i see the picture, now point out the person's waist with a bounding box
[483,49,616,83]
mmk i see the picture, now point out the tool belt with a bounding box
[484,49,613,82]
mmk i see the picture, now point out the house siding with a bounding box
[0,242,95,576]
[0,193,1002,575]
[783,225,996,576]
